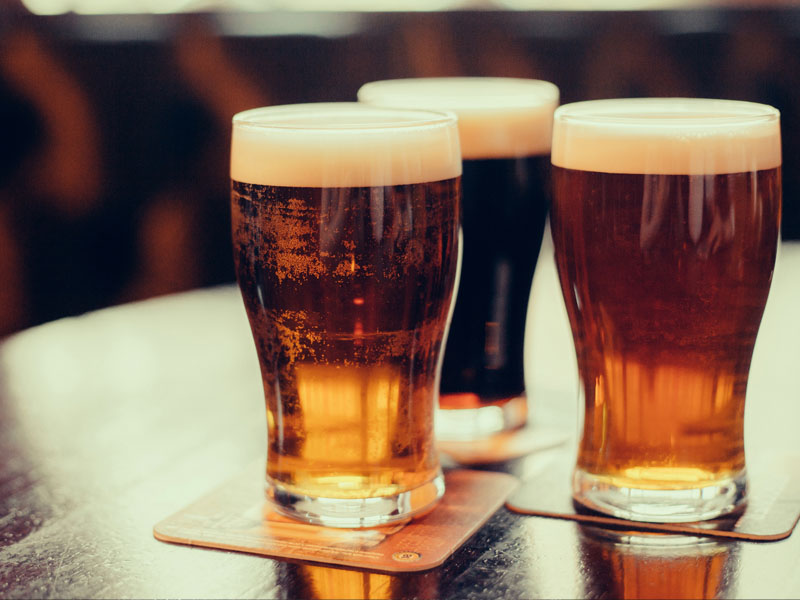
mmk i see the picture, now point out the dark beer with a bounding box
[358,77,559,439]
[550,98,781,522]
[439,155,548,405]
[230,104,461,526]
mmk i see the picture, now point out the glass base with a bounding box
[266,471,445,528]
[572,467,747,523]
[436,394,528,441]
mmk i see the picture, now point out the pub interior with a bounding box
[2,1,800,335]
[1,1,799,598]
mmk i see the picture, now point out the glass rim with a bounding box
[358,77,560,110]
[554,98,780,128]
[232,102,459,133]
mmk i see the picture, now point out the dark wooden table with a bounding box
[1,236,799,599]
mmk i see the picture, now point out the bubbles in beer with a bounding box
[232,177,460,499]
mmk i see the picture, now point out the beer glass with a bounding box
[230,103,462,527]
[358,78,559,441]
[550,98,781,522]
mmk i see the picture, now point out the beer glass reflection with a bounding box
[579,528,735,599]
[358,78,559,441]
[277,562,440,600]
[230,104,462,527]
[550,98,781,522]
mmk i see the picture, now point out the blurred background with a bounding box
[0,0,798,338]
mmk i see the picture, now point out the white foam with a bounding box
[551,98,781,175]
[358,78,559,160]
[230,103,461,187]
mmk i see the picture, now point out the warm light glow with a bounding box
[18,0,787,15]
[497,0,698,8]
[22,0,202,14]
[21,0,470,15]
[0,287,262,496]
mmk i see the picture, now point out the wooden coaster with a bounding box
[437,423,569,465]
[505,454,800,541]
[154,465,518,572]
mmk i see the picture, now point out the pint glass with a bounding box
[358,78,559,440]
[550,98,781,522]
[230,104,462,527]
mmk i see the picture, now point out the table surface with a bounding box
[1,234,799,600]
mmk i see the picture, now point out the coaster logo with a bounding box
[392,551,421,562]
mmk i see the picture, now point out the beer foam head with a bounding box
[231,103,461,187]
[552,98,781,175]
[357,78,559,159]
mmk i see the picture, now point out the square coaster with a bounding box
[505,453,800,541]
[154,465,518,572]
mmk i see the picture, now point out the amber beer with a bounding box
[230,104,461,527]
[550,98,781,522]
[359,78,559,440]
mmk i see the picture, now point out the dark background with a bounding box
[0,6,797,337]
